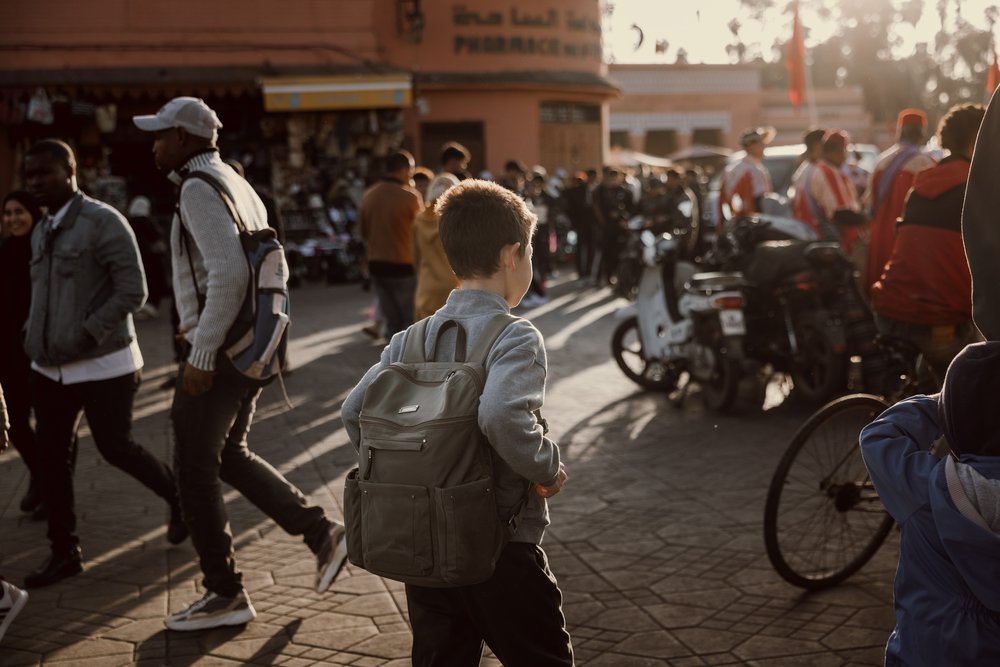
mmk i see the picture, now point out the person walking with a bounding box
[21,139,186,589]
[1,190,50,519]
[133,97,348,631]
[412,173,460,319]
[343,180,573,666]
[359,150,423,339]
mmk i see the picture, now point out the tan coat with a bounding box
[412,208,459,319]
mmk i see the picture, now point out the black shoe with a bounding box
[20,480,42,513]
[24,547,83,589]
[167,505,189,545]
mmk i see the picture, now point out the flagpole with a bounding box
[805,47,819,127]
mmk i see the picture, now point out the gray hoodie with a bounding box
[342,289,562,545]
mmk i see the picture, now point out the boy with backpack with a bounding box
[860,342,1000,666]
[341,179,573,666]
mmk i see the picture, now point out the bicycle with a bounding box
[762,335,936,589]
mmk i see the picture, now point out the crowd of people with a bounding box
[0,91,998,666]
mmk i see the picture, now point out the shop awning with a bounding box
[261,75,412,111]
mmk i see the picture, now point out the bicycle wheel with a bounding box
[611,316,678,390]
[764,393,895,589]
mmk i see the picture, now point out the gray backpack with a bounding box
[343,313,527,587]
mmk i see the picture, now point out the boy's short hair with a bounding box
[436,179,536,279]
[937,103,986,153]
[939,341,1000,457]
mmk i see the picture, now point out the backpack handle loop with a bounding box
[431,320,468,362]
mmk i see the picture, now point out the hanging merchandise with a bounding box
[27,88,54,125]
[95,104,117,133]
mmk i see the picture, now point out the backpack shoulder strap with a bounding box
[467,313,520,365]
[184,171,247,233]
[401,317,431,363]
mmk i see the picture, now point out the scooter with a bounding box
[611,227,748,411]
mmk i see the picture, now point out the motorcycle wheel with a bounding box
[611,317,678,390]
[700,353,741,412]
[790,323,847,404]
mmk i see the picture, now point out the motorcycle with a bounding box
[615,197,700,301]
[611,226,749,411]
[715,212,855,404]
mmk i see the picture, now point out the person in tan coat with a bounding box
[412,173,460,320]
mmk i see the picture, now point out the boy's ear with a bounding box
[500,242,521,270]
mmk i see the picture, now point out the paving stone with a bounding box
[673,628,748,653]
[732,634,826,660]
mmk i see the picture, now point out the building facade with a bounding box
[608,63,874,157]
[0,0,616,210]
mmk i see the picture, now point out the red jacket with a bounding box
[870,157,972,325]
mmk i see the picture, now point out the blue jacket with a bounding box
[860,396,1000,667]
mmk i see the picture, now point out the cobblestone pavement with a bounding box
[0,279,898,666]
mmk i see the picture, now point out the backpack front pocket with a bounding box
[434,477,505,585]
[360,481,434,578]
[343,468,364,568]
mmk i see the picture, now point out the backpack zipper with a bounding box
[360,415,477,430]
[384,365,484,388]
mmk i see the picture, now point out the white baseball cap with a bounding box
[133,97,222,139]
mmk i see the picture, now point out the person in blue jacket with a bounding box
[860,341,1000,666]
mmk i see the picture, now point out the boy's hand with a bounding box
[535,463,568,498]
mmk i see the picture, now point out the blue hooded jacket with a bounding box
[860,395,1000,667]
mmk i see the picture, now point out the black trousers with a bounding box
[171,366,330,597]
[405,543,574,667]
[1,356,40,480]
[31,370,178,553]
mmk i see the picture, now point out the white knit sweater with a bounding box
[171,151,268,371]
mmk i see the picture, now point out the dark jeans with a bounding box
[1,356,40,479]
[31,370,177,553]
[574,226,596,281]
[372,273,416,339]
[406,543,574,667]
[171,365,330,597]
[598,226,624,286]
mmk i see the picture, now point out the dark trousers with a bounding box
[574,226,596,281]
[599,226,624,286]
[371,273,416,340]
[31,370,177,553]
[171,366,330,597]
[405,543,574,667]
[1,357,40,479]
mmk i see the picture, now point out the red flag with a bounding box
[987,48,1000,99]
[786,0,806,110]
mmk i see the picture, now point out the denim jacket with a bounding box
[23,192,147,367]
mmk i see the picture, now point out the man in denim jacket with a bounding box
[21,139,185,589]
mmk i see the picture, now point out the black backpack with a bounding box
[178,171,289,386]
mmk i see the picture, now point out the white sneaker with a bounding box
[164,589,256,631]
[0,581,28,644]
[315,522,349,593]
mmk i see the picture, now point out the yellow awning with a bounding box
[261,75,412,112]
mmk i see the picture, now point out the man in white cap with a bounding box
[133,97,347,631]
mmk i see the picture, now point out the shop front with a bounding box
[376,0,617,175]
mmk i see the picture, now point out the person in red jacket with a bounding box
[863,109,936,293]
[870,103,986,382]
